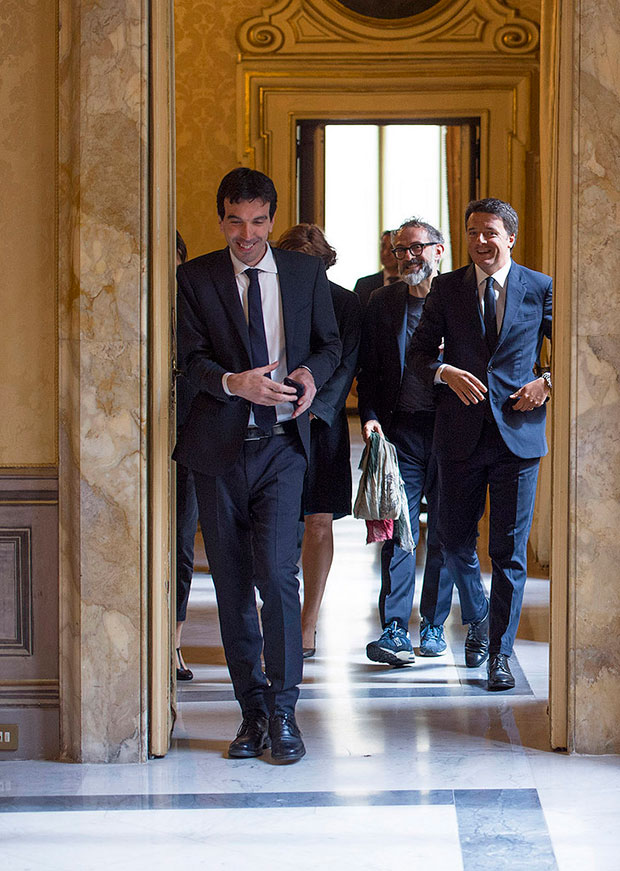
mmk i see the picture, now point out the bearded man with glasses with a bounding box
[357,217,456,666]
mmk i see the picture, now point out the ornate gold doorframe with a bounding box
[236,0,541,268]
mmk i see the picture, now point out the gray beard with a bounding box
[401,261,432,286]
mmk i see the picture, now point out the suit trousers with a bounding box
[437,417,540,655]
[380,410,450,630]
[176,461,199,623]
[193,430,307,716]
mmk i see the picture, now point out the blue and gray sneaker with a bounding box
[419,617,447,657]
[366,620,415,666]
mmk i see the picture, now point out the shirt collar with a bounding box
[229,243,278,276]
[475,260,512,290]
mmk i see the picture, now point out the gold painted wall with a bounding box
[175,1,541,257]
[175,0,265,258]
[0,1,57,466]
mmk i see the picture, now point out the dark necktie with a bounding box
[483,275,498,353]
[245,268,277,431]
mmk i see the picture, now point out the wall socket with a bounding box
[0,725,18,751]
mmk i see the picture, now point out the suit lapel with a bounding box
[496,262,526,349]
[210,249,251,359]
[390,284,409,374]
[273,249,298,357]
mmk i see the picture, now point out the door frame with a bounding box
[149,0,177,759]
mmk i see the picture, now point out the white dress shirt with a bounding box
[475,260,511,334]
[222,244,294,423]
[436,259,512,383]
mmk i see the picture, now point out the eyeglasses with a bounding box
[391,242,436,259]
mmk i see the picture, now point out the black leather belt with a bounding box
[244,421,296,441]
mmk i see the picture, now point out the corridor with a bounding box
[1,431,619,870]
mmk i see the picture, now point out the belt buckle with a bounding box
[245,426,269,441]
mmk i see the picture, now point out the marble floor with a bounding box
[1,436,620,869]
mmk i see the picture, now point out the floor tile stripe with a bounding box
[0,787,547,815]
[455,789,558,870]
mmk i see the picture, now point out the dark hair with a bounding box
[392,217,444,245]
[176,230,187,264]
[216,168,278,219]
[465,198,518,240]
[276,223,337,269]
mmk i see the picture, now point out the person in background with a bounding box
[353,229,400,310]
[409,198,552,690]
[174,230,198,681]
[276,223,362,658]
[173,169,341,762]
[357,217,452,665]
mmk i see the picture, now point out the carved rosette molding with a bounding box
[237,0,539,57]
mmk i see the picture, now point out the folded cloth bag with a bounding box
[353,431,414,554]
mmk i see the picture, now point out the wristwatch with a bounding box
[541,371,552,391]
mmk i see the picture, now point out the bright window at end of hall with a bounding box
[324,125,380,290]
[324,124,451,290]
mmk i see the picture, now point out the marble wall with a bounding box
[572,0,620,753]
[58,0,148,762]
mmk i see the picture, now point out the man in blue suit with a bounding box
[174,168,341,760]
[409,198,552,690]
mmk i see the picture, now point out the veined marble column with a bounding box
[570,0,620,753]
[58,0,149,763]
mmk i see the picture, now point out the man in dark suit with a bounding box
[353,229,400,309]
[409,198,552,690]
[173,168,341,761]
[357,218,453,665]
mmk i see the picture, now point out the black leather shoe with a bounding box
[465,602,489,667]
[487,653,515,691]
[228,711,270,758]
[269,712,306,763]
[176,648,193,681]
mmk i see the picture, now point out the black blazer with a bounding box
[172,246,342,474]
[357,281,411,432]
[409,262,553,461]
[310,282,361,426]
[353,270,384,310]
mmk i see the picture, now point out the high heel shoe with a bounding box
[176,647,193,681]
[302,632,316,659]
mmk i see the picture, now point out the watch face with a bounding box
[335,0,443,18]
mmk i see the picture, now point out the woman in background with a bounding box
[276,224,362,657]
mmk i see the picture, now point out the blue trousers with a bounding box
[380,410,453,630]
[193,431,307,716]
[437,418,540,656]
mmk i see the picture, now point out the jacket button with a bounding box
[487,365,493,372]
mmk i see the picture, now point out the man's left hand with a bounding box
[288,367,317,418]
[509,377,550,412]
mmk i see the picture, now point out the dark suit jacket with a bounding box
[357,280,437,433]
[409,262,553,461]
[353,270,384,310]
[173,246,342,474]
[310,282,361,426]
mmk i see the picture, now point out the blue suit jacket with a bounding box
[409,262,552,461]
[172,246,342,474]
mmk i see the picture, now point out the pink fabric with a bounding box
[365,518,394,543]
